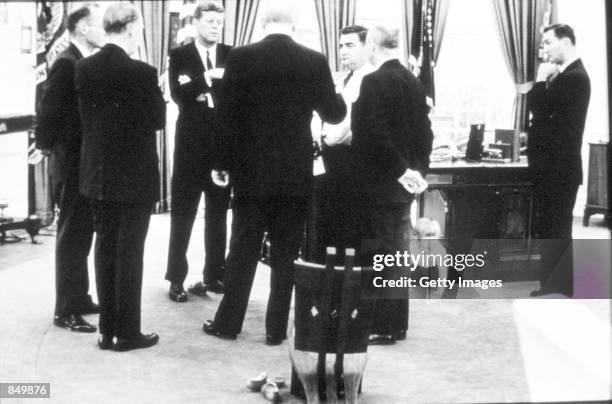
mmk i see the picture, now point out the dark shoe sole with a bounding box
[113,334,159,352]
[168,293,188,302]
[53,319,97,333]
[188,283,208,296]
[265,335,287,346]
[98,337,114,350]
[202,322,237,340]
[368,335,396,346]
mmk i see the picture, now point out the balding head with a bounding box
[367,23,400,50]
[366,23,400,65]
[261,0,298,32]
[103,2,143,55]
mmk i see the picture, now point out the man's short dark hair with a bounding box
[67,4,97,33]
[340,25,368,43]
[194,1,225,19]
[544,23,576,45]
[104,3,140,34]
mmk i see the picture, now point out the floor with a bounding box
[0,213,609,404]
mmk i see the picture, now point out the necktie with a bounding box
[206,50,213,70]
[343,70,353,87]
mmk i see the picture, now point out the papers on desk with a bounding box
[430,140,460,162]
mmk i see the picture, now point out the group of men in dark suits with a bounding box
[37,2,165,351]
[36,3,106,334]
[36,0,589,353]
[201,6,433,347]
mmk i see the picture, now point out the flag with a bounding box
[30,0,69,225]
[418,0,435,107]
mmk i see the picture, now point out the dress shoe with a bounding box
[80,298,100,315]
[204,280,224,294]
[265,334,287,346]
[54,314,97,333]
[98,334,114,350]
[202,320,237,340]
[368,334,396,345]
[187,281,208,297]
[169,283,188,302]
[394,329,407,341]
[113,333,159,352]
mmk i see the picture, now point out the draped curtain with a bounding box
[314,0,357,72]
[401,0,450,105]
[222,0,262,46]
[133,0,171,212]
[493,0,553,161]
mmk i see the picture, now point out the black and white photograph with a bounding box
[0,0,610,403]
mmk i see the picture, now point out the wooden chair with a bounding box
[290,247,373,403]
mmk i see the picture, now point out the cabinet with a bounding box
[583,142,609,226]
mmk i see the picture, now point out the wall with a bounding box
[0,1,36,218]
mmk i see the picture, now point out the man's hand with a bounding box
[211,170,230,187]
[204,68,225,81]
[536,62,560,82]
[178,74,191,85]
[28,148,49,165]
[398,168,428,194]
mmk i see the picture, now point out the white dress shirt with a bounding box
[321,62,375,146]
[195,40,217,71]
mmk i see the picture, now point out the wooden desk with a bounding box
[419,158,536,280]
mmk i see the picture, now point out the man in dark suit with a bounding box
[203,1,346,345]
[527,24,590,297]
[75,3,165,351]
[165,1,232,303]
[352,24,433,345]
[36,4,106,333]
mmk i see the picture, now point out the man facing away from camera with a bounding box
[527,23,590,297]
[76,2,166,351]
[352,24,433,345]
[36,3,106,334]
[165,1,232,303]
[203,0,346,345]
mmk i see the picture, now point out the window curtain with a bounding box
[133,0,171,213]
[222,0,262,46]
[314,0,357,72]
[402,0,449,105]
[493,0,554,161]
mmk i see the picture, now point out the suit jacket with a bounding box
[213,34,346,199]
[527,59,590,185]
[75,43,166,204]
[352,59,433,205]
[169,42,232,186]
[35,43,84,186]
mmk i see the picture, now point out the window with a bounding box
[434,0,515,146]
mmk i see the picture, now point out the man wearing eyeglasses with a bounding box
[165,1,232,302]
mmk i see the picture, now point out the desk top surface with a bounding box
[428,157,528,172]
